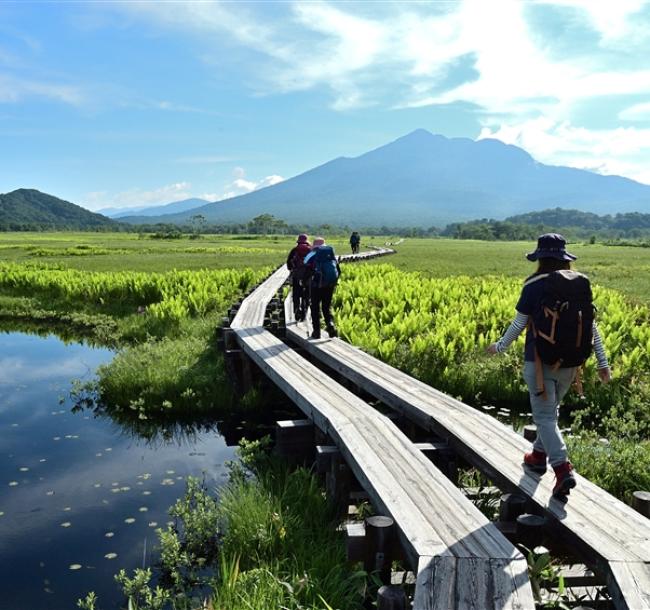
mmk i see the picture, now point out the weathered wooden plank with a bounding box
[285,292,650,609]
[285,315,650,566]
[240,325,520,562]
[415,555,531,610]
[229,254,535,609]
[607,561,650,610]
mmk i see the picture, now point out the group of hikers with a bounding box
[287,231,612,500]
[286,234,341,339]
[286,231,362,339]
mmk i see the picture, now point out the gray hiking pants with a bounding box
[522,361,577,467]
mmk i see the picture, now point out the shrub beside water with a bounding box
[0,263,270,418]
[78,439,365,610]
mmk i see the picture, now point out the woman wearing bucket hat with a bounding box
[286,234,311,322]
[487,233,611,499]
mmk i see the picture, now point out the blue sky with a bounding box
[2,0,650,211]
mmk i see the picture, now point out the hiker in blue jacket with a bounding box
[304,237,340,339]
[487,234,611,499]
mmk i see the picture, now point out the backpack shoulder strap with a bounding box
[523,273,549,288]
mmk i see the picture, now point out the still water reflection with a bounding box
[0,332,234,610]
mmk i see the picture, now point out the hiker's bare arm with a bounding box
[487,311,528,355]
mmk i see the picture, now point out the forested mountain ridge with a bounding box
[0,189,116,230]
[443,208,650,240]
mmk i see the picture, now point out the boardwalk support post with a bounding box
[516,514,547,549]
[275,419,314,465]
[523,425,537,442]
[327,454,352,515]
[345,521,366,562]
[632,491,650,518]
[364,515,396,585]
[377,585,407,610]
[316,445,339,474]
[499,493,528,521]
[430,443,458,484]
[240,353,254,394]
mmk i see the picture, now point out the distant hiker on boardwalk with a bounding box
[487,233,611,500]
[286,234,311,322]
[349,231,361,254]
[304,237,340,339]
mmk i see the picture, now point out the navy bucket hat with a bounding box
[526,233,577,262]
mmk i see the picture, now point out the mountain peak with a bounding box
[0,189,115,229]
[397,128,445,143]
[118,128,650,228]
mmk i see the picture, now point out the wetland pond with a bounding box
[0,332,235,610]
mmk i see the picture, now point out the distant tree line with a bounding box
[132,213,441,238]
[0,223,128,232]
[441,208,650,241]
[5,204,650,243]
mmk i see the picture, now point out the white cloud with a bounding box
[218,169,285,200]
[116,0,650,116]
[0,72,85,105]
[619,102,650,122]
[478,119,650,185]
[84,172,285,210]
[538,0,646,42]
[84,182,193,210]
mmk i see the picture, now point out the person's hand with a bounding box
[598,367,612,384]
[486,343,499,355]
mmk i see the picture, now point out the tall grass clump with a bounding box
[212,439,364,610]
[78,439,365,610]
[91,322,233,418]
[0,262,268,337]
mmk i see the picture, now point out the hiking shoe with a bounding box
[310,330,321,340]
[326,324,338,338]
[552,462,576,498]
[523,450,547,474]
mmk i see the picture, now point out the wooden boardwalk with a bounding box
[230,252,535,610]
[283,263,650,610]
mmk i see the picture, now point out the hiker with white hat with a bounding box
[304,237,341,340]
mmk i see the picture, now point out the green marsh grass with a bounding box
[79,440,365,610]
